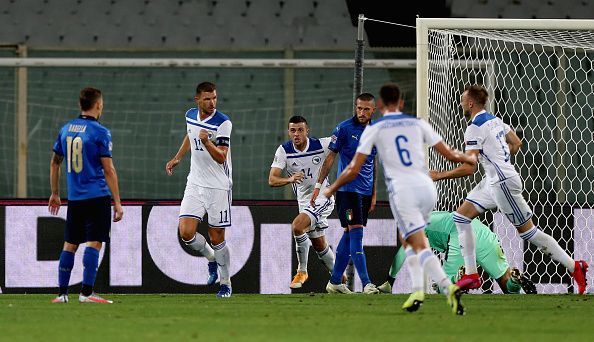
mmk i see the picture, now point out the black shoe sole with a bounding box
[404,300,423,313]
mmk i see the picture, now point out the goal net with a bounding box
[417,19,594,294]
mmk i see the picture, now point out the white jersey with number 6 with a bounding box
[185,108,232,190]
[357,112,442,186]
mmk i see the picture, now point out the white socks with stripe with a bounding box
[520,226,575,272]
[418,248,452,295]
[316,244,335,273]
[453,213,478,274]
[405,246,424,292]
[294,233,310,273]
[213,241,231,285]
[182,233,215,262]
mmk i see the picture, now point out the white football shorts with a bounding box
[301,195,335,239]
[387,179,437,240]
[179,183,232,228]
[466,175,533,227]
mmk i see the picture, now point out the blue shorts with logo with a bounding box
[336,191,372,228]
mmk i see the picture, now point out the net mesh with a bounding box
[426,27,594,293]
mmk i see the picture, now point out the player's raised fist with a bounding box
[199,129,210,143]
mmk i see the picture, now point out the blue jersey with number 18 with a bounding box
[52,115,112,201]
[356,112,442,187]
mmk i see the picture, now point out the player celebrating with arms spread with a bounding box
[323,83,476,314]
[431,85,588,294]
[49,87,123,304]
[269,115,336,289]
[166,82,233,298]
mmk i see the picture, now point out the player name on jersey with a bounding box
[68,124,87,133]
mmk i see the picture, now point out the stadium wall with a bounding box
[0,200,591,294]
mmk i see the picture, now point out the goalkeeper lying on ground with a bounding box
[378,211,537,294]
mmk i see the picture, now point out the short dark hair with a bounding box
[356,92,375,102]
[288,115,308,127]
[79,87,102,111]
[379,83,402,106]
[465,85,488,106]
[196,82,216,95]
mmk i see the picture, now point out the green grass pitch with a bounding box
[1,294,592,341]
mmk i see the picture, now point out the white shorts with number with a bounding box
[466,175,533,227]
[387,179,437,240]
[179,183,232,228]
[301,195,335,239]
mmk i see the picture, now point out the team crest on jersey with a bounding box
[312,156,321,165]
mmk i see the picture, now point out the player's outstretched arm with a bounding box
[310,150,336,206]
[322,152,367,198]
[48,153,63,215]
[101,157,123,222]
[268,167,304,187]
[166,135,191,175]
[505,130,522,155]
[430,142,478,181]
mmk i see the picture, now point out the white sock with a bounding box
[453,213,478,274]
[294,233,310,273]
[405,246,423,292]
[520,226,575,272]
[419,248,452,295]
[213,241,231,285]
[316,244,335,273]
[182,233,215,262]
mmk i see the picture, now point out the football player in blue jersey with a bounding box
[49,87,123,304]
[311,93,379,294]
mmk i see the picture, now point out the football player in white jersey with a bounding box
[269,115,337,289]
[165,82,233,298]
[323,83,475,314]
[430,84,588,294]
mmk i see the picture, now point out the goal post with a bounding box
[416,18,594,293]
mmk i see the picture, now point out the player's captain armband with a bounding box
[216,137,230,147]
[466,140,478,146]
[314,182,323,189]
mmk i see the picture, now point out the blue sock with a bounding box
[349,227,371,287]
[58,250,75,295]
[82,247,100,294]
[330,231,350,285]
